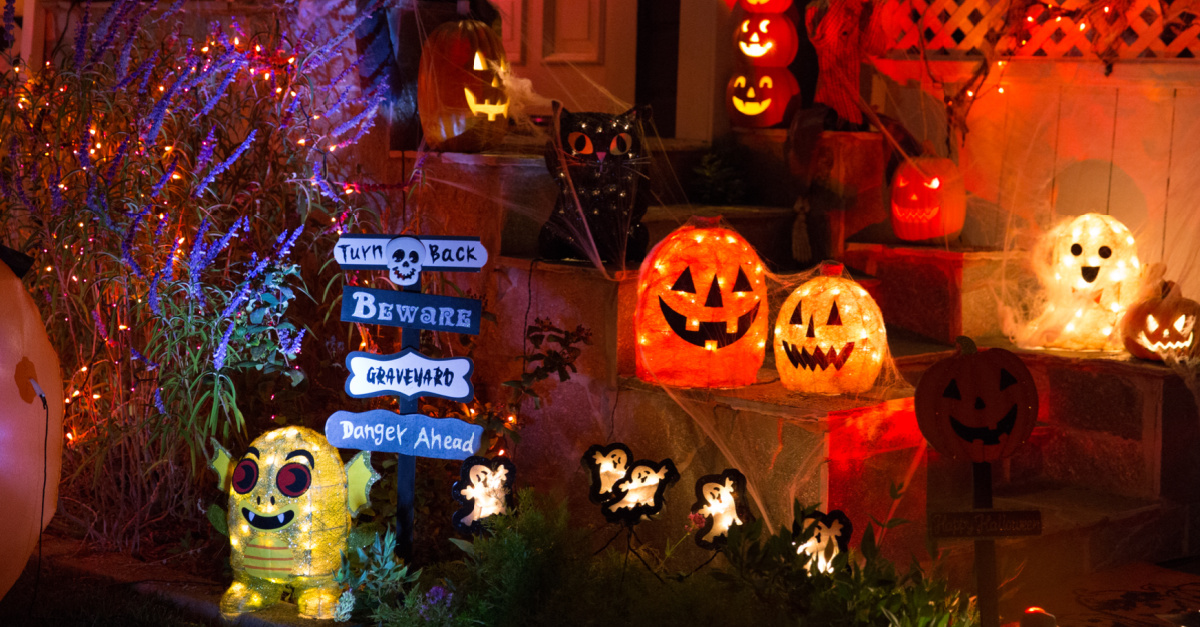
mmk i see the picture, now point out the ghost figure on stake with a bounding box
[603,458,679,524]
[386,236,426,287]
[690,469,752,549]
[582,443,632,505]
[451,456,515,535]
[794,509,852,574]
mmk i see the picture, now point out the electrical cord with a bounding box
[27,379,47,618]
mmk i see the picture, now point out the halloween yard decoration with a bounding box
[794,509,852,574]
[417,19,510,152]
[452,456,515,535]
[1121,278,1200,362]
[1019,213,1140,351]
[635,219,769,388]
[774,262,886,395]
[738,0,794,11]
[889,155,967,241]
[0,258,64,600]
[582,443,679,526]
[735,15,800,67]
[726,67,800,128]
[211,427,379,619]
[689,469,752,549]
[915,337,1038,463]
[538,104,652,265]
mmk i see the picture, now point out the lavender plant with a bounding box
[0,0,389,551]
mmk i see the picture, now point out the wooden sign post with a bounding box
[328,233,487,559]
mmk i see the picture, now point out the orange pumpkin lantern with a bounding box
[635,219,768,388]
[773,263,886,394]
[1121,279,1200,361]
[889,156,966,241]
[734,15,799,67]
[417,19,510,152]
[726,67,799,128]
[738,0,794,11]
[915,337,1039,463]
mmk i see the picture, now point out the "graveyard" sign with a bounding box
[345,349,474,402]
[326,409,483,461]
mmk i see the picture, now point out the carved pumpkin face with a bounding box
[635,221,768,388]
[738,0,794,11]
[915,338,1039,463]
[726,68,799,128]
[1121,280,1200,361]
[417,19,510,152]
[734,16,798,67]
[890,157,966,241]
[773,264,886,394]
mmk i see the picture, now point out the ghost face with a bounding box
[386,237,426,287]
[1050,213,1138,294]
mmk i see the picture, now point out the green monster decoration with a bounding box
[210,426,379,620]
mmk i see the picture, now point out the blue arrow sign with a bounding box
[325,410,483,460]
[333,234,488,272]
[345,349,474,402]
[341,287,481,334]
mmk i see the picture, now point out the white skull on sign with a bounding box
[386,236,426,287]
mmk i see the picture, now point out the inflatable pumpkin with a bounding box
[0,258,63,599]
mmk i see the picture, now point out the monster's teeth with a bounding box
[248,511,255,522]
[278,514,285,524]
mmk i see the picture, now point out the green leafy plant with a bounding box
[335,529,422,623]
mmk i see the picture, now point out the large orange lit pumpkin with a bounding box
[773,263,886,394]
[417,19,510,152]
[734,15,799,67]
[635,219,768,388]
[889,156,966,241]
[726,67,799,128]
[1121,279,1200,361]
[915,337,1039,463]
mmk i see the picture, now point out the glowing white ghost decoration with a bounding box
[794,509,853,574]
[451,456,515,535]
[582,443,632,505]
[690,469,752,549]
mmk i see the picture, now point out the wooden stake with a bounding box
[396,276,420,561]
[974,461,999,627]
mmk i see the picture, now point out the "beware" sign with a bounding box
[341,287,482,334]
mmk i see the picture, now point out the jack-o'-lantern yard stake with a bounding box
[774,263,886,395]
[636,219,768,388]
[1022,213,1140,351]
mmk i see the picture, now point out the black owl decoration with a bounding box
[538,102,652,266]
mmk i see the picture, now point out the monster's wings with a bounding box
[209,438,233,492]
[345,451,380,517]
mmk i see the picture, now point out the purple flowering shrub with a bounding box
[0,0,387,550]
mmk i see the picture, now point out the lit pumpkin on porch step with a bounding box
[734,15,799,67]
[727,67,799,128]
[1121,279,1200,361]
[635,219,768,388]
[889,156,966,241]
[915,337,1038,463]
[738,0,794,12]
[417,19,510,152]
[773,262,886,394]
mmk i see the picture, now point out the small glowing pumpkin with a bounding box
[915,337,1039,463]
[1121,280,1200,361]
[889,156,966,241]
[726,67,800,128]
[734,15,799,67]
[417,19,510,152]
[773,262,886,394]
[738,0,794,12]
[635,218,768,388]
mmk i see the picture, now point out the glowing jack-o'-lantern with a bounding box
[889,156,966,241]
[1121,279,1200,361]
[635,219,768,388]
[915,337,1038,463]
[735,16,799,67]
[726,67,800,128]
[773,263,886,395]
[738,0,794,12]
[417,19,510,152]
[1023,213,1140,351]
[211,427,378,619]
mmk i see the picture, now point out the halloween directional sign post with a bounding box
[328,233,487,558]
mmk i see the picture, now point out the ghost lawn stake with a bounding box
[582,443,679,576]
[793,509,852,574]
[329,232,488,559]
[451,455,515,535]
[915,336,1041,627]
[690,468,753,550]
